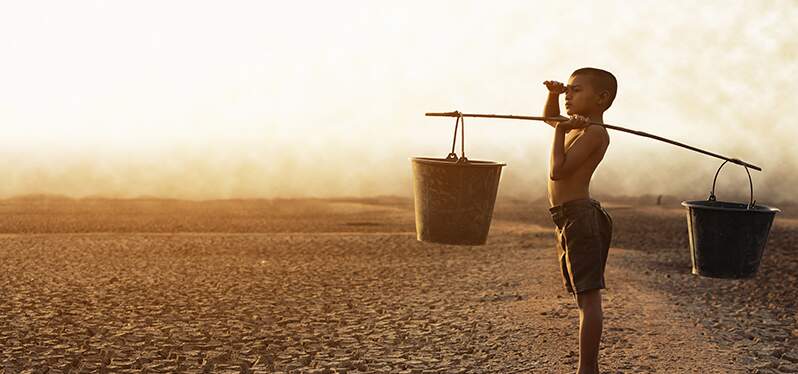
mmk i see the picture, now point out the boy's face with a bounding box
[565,74,602,116]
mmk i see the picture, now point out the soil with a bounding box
[0,196,795,373]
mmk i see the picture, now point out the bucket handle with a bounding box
[446,111,468,163]
[709,160,755,209]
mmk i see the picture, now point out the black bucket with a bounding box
[681,161,780,279]
[411,114,506,245]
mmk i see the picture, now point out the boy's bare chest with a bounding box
[564,130,585,150]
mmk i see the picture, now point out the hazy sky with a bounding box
[0,1,796,202]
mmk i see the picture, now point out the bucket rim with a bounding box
[681,200,781,213]
[410,156,506,167]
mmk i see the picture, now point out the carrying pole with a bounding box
[425,111,762,172]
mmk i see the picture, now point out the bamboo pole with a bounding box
[425,111,762,172]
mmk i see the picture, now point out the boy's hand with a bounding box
[557,115,591,130]
[543,80,566,95]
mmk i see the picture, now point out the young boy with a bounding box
[542,67,615,374]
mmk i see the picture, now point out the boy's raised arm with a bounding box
[542,80,568,128]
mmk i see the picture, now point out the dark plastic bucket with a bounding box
[681,161,780,279]
[411,114,506,245]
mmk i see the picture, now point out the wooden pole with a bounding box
[425,111,762,172]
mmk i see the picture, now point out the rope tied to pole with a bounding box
[447,111,467,162]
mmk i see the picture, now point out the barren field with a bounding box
[0,196,796,373]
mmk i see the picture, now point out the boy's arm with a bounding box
[542,81,568,127]
[550,122,607,180]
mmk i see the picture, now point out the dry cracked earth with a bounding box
[0,196,796,373]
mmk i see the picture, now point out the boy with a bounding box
[542,67,615,374]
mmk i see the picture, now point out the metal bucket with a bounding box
[411,114,506,245]
[681,161,780,279]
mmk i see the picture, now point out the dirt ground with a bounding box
[0,196,796,373]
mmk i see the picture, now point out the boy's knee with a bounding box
[575,289,602,310]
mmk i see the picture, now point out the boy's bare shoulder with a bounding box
[585,124,610,144]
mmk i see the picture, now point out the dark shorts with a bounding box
[550,198,613,295]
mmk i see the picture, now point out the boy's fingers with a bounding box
[568,115,589,128]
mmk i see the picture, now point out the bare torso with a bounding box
[548,127,609,207]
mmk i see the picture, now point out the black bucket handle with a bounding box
[446,111,468,163]
[709,160,755,209]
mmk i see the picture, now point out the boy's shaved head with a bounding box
[571,67,617,110]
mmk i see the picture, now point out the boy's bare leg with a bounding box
[575,289,603,374]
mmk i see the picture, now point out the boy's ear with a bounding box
[596,90,610,107]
